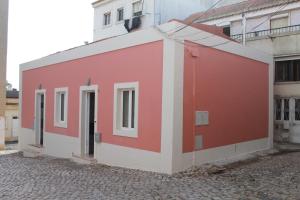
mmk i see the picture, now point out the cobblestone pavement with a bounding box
[0,152,300,200]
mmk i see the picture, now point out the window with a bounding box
[271,17,288,29]
[54,88,68,128]
[222,26,231,37]
[275,60,300,82]
[275,98,290,121]
[275,99,282,121]
[132,1,142,17]
[284,99,290,121]
[113,82,139,138]
[103,12,111,26]
[117,8,124,22]
[295,99,300,121]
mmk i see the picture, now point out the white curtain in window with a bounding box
[271,17,288,29]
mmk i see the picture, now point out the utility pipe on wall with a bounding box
[242,13,247,46]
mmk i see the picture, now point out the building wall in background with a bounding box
[93,0,217,41]
[0,0,9,149]
[0,0,9,117]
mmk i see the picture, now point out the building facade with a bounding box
[92,0,223,41]
[0,0,9,150]
[19,21,273,174]
[5,89,19,142]
[186,0,300,143]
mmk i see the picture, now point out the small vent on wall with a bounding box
[195,111,209,126]
[195,135,203,150]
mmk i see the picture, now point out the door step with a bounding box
[22,144,44,158]
[71,153,97,165]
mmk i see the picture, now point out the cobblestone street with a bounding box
[0,152,299,200]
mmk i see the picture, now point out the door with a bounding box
[12,116,19,137]
[35,92,45,146]
[80,89,96,156]
[88,92,95,155]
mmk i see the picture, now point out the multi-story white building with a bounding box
[92,0,222,41]
[0,0,9,150]
[186,0,300,143]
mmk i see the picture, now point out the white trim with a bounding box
[113,82,139,138]
[34,89,46,146]
[95,142,165,173]
[79,85,98,158]
[180,138,269,172]
[54,87,68,128]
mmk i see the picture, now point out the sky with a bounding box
[7,0,95,89]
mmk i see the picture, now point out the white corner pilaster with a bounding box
[160,38,185,174]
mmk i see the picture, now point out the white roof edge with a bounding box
[20,27,164,71]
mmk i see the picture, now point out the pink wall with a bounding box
[22,41,163,152]
[183,42,269,153]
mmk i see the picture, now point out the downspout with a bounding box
[242,13,247,46]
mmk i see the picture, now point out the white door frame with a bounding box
[34,89,46,146]
[79,85,98,157]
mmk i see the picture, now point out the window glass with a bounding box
[117,8,124,21]
[275,60,300,82]
[275,99,282,120]
[284,99,289,121]
[295,99,300,121]
[60,93,65,121]
[131,90,135,128]
[104,12,111,25]
[132,1,142,17]
[122,91,129,128]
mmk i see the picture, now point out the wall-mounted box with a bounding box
[195,111,209,126]
[95,132,102,143]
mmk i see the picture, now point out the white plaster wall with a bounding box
[93,0,217,41]
[158,0,215,24]
[274,83,300,97]
[93,0,155,41]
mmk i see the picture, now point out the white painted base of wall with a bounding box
[19,128,168,173]
[95,143,167,173]
[178,138,269,173]
[290,134,300,143]
[19,129,269,174]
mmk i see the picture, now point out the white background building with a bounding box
[92,0,224,41]
[0,0,9,150]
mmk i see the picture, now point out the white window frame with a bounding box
[103,11,112,27]
[116,7,124,22]
[292,98,300,124]
[132,0,143,17]
[275,98,291,123]
[113,82,139,138]
[54,87,68,128]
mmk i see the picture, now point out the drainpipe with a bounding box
[242,13,247,46]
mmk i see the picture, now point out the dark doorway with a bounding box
[40,94,44,146]
[88,92,95,155]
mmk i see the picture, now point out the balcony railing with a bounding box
[231,24,300,41]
